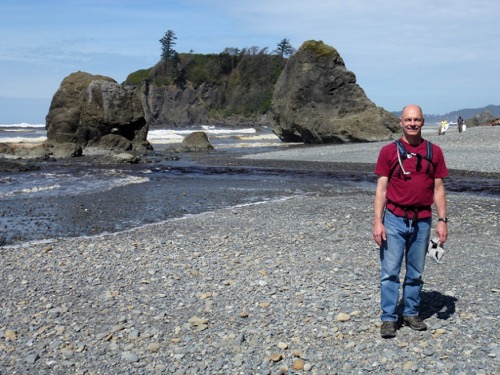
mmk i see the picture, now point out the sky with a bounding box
[1,0,499,124]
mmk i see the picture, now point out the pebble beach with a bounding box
[1,126,499,374]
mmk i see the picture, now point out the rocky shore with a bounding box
[1,127,499,374]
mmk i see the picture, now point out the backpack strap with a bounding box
[391,139,434,178]
[424,140,434,174]
[426,140,433,159]
[394,139,407,158]
[389,140,402,180]
[390,140,409,179]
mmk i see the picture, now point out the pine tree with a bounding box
[160,30,177,61]
[275,38,295,58]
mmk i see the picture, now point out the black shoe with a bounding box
[403,316,427,331]
[380,321,397,338]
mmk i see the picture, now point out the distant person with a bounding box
[438,120,448,135]
[373,104,449,338]
[458,116,464,133]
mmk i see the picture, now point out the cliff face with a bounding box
[140,82,212,126]
[130,52,285,127]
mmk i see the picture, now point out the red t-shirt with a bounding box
[374,139,448,218]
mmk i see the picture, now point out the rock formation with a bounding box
[167,131,214,153]
[270,40,400,143]
[465,110,500,128]
[181,131,214,151]
[46,71,152,152]
[39,41,401,157]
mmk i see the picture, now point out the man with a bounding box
[373,104,448,338]
[458,116,464,133]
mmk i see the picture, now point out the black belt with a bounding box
[388,202,431,222]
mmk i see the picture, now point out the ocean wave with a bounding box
[0,122,45,128]
[234,134,280,140]
[0,136,47,143]
[201,126,256,134]
[147,127,259,143]
[61,174,151,196]
[0,172,150,200]
[0,122,47,143]
[147,130,185,143]
[0,183,61,198]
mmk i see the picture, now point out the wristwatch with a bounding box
[438,217,448,223]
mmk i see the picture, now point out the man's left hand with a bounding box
[435,221,448,244]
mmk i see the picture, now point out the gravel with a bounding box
[1,126,499,374]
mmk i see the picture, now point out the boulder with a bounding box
[7,144,52,160]
[166,131,214,153]
[46,71,152,153]
[98,152,141,164]
[181,131,214,152]
[0,142,82,160]
[49,143,83,158]
[0,159,40,172]
[270,40,400,143]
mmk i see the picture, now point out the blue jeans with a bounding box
[380,209,431,321]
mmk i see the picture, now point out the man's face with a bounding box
[400,106,425,137]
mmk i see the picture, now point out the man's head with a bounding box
[400,104,425,142]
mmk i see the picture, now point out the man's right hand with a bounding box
[373,222,386,247]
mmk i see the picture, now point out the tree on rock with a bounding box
[158,29,180,84]
[275,38,295,58]
[160,30,177,61]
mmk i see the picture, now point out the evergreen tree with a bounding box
[275,38,295,58]
[160,30,177,61]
